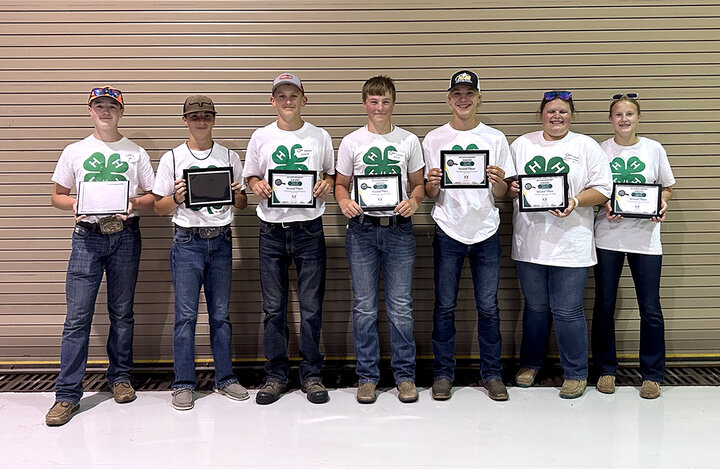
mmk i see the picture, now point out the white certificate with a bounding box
[611,183,662,218]
[440,150,489,188]
[354,174,402,211]
[518,174,568,212]
[77,180,129,215]
[268,170,317,208]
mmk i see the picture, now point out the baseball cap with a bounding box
[272,73,304,94]
[88,86,124,108]
[447,70,481,92]
[183,95,216,115]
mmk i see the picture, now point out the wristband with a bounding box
[172,192,181,205]
[570,196,579,208]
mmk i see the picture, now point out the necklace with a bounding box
[186,141,214,160]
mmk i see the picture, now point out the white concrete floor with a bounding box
[1,386,718,468]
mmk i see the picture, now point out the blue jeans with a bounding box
[170,226,237,390]
[592,248,665,382]
[55,221,141,405]
[345,216,416,384]
[432,227,502,382]
[516,261,590,380]
[259,217,326,384]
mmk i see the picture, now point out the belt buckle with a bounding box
[379,217,391,227]
[199,226,222,239]
[98,216,124,235]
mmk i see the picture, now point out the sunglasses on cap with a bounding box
[543,90,572,101]
[612,92,639,100]
[89,87,124,106]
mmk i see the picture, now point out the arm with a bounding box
[313,173,335,198]
[154,178,185,216]
[551,187,609,218]
[233,182,248,210]
[651,186,673,222]
[394,169,425,217]
[425,168,441,198]
[488,165,508,199]
[335,172,362,218]
[131,191,156,211]
[247,176,271,200]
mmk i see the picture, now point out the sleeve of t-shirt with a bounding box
[406,134,425,174]
[153,151,175,197]
[136,148,155,193]
[656,143,676,187]
[321,130,336,175]
[585,140,613,197]
[230,150,246,190]
[51,147,76,189]
[336,136,354,177]
[241,133,262,180]
[421,136,437,179]
[497,135,517,179]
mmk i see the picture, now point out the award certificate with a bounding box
[354,174,402,211]
[183,166,235,209]
[268,170,317,208]
[518,174,568,212]
[440,150,489,188]
[77,180,130,216]
[611,183,662,218]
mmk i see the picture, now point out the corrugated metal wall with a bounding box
[1,0,718,366]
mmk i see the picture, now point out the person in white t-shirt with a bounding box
[423,70,516,402]
[154,95,249,411]
[592,94,675,400]
[46,86,156,426]
[508,91,612,399]
[335,75,425,404]
[243,73,335,405]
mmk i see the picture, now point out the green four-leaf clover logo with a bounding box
[451,144,479,151]
[363,146,401,175]
[83,152,128,181]
[524,155,569,175]
[610,156,646,183]
[272,144,308,170]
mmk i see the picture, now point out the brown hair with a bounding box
[362,75,396,103]
[610,97,641,116]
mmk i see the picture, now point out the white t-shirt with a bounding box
[594,137,676,255]
[510,131,612,267]
[154,141,244,228]
[243,121,335,223]
[336,125,425,217]
[422,122,516,244]
[51,134,155,223]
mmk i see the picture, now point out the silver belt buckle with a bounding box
[99,216,124,235]
[199,226,222,239]
[380,217,391,227]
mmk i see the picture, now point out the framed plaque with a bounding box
[354,174,402,211]
[440,150,489,188]
[518,173,568,212]
[610,182,662,218]
[77,180,130,216]
[267,169,317,208]
[183,166,235,209]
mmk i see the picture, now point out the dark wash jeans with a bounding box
[55,221,141,405]
[516,261,590,380]
[259,217,326,385]
[170,226,237,390]
[432,226,503,382]
[592,248,665,382]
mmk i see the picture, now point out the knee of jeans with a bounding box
[552,306,586,322]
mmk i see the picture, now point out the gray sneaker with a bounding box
[214,382,249,401]
[172,388,194,410]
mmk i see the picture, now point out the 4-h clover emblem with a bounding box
[83,152,129,181]
[524,155,569,175]
[610,156,646,183]
[363,146,401,175]
[451,143,479,151]
[272,144,308,170]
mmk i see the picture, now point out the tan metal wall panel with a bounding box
[1,1,718,366]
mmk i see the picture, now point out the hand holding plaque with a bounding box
[77,180,130,216]
[610,183,662,218]
[183,167,235,209]
[268,170,317,208]
[518,174,568,212]
[354,174,402,211]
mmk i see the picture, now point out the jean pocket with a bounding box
[173,228,193,244]
[395,221,414,234]
[346,218,360,232]
[72,224,90,238]
[302,219,323,237]
[259,222,272,235]
[223,227,233,242]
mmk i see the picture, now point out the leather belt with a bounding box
[356,215,411,227]
[174,224,229,239]
[261,217,320,229]
[76,217,138,234]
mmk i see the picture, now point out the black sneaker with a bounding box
[301,379,329,404]
[256,381,288,405]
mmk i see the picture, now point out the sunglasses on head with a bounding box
[543,90,572,101]
[612,92,639,100]
[89,87,124,106]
